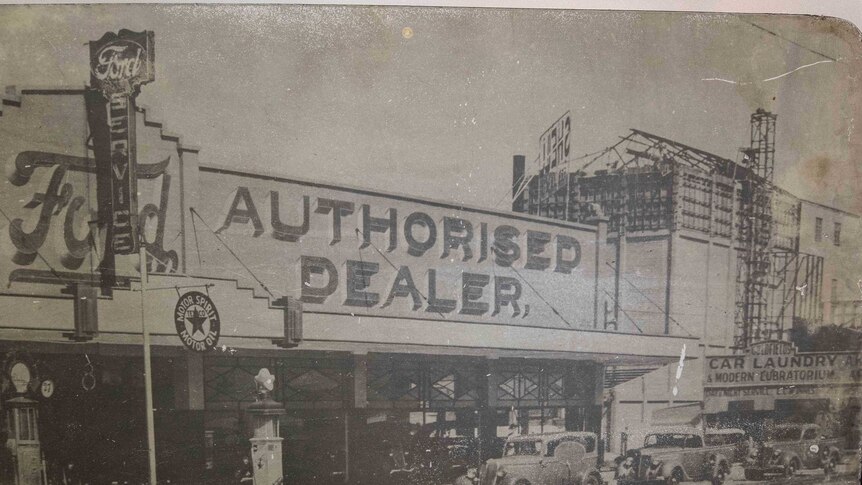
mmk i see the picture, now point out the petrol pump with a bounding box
[247,368,285,485]
[4,360,44,485]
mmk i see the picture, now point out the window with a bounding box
[815,217,823,242]
[769,428,801,442]
[547,435,596,455]
[834,222,841,246]
[644,434,687,448]
[504,440,542,456]
[684,435,703,448]
[9,408,38,442]
[704,435,722,446]
[802,428,818,440]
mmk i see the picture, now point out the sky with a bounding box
[1,4,861,213]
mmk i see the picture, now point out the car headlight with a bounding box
[496,469,507,478]
[809,444,819,453]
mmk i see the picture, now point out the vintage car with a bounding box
[742,423,843,480]
[476,431,603,485]
[703,428,748,463]
[614,427,732,485]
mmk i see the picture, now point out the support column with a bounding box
[173,352,204,410]
[346,353,368,484]
[480,358,500,462]
[594,218,608,328]
[640,376,647,424]
[591,363,606,463]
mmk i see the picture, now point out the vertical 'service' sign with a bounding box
[540,111,571,172]
[88,29,154,258]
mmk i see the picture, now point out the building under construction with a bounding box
[513,109,827,349]
[512,109,862,452]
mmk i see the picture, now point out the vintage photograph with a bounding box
[0,3,860,484]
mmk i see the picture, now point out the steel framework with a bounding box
[516,109,820,348]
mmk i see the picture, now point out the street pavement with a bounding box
[599,462,861,485]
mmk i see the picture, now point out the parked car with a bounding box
[703,428,748,463]
[743,423,843,480]
[614,426,731,485]
[475,431,603,485]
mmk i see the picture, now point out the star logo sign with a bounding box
[174,291,220,352]
[185,308,208,338]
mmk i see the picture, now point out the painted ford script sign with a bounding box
[90,30,155,96]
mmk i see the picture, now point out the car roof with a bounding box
[644,426,703,436]
[506,431,596,443]
[705,428,745,435]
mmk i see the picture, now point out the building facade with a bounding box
[0,88,697,483]
[511,112,862,454]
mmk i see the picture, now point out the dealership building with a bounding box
[0,85,704,484]
[2,32,862,483]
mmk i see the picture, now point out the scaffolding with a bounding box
[515,109,821,347]
[734,109,778,347]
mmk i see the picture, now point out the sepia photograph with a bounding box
[0,2,860,484]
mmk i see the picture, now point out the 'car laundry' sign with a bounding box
[705,341,862,390]
[194,167,602,329]
[703,341,862,412]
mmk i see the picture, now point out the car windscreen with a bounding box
[766,428,801,442]
[576,436,596,453]
[644,434,688,448]
[704,435,724,446]
[504,440,543,456]
[546,436,595,455]
[706,432,744,446]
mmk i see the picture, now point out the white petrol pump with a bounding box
[247,368,285,485]
[5,361,44,485]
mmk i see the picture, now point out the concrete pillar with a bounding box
[477,359,496,462]
[592,363,607,463]
[346,353,368,483]
[173,352,204,410]
[352,353,368,409]
[480,358,502,462]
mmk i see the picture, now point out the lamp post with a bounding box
[140,244,158,485]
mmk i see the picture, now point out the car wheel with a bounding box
[744,468,764,481]
[665,468,683,485]
[784,459,799,478]
[584,473,603,485]
[514,480,531,485]
[711,463,728,485]
[823,454,838,475]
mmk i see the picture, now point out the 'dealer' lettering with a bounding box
[217,187,587,319]
[300,255,528,318]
